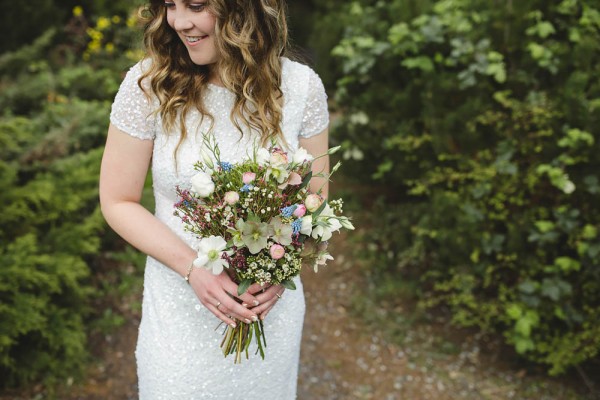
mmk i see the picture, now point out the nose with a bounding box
[171,11,194,31]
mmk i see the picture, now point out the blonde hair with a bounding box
[138,0,289,151]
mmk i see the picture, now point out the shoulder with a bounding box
[120,58,152,87]
[281,57,324,97]
[281,57,320,85]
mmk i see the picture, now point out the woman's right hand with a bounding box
[188,268,261,327]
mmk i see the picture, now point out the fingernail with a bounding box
[251,315,258,322]
[230,323,237,328]
[244,318,251,324]
[253,300,260,306]
[242,303,249,308]
[260,314,266,320]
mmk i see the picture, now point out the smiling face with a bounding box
[165,0,218,67]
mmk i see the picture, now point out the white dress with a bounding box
[109,58,329,400]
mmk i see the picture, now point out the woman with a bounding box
[99,0,329,398]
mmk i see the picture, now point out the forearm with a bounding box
[102,201,195,277]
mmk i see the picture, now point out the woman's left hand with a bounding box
[247,283,285,320]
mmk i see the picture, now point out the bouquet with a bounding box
[174,134,354,363]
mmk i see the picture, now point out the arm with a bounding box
[300,127,330,198]
[99,124,261,327]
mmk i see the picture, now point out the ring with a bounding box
[275,292,282,299]
[215,301,221,309]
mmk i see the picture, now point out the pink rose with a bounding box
[224,191,240,205]
[304,194,323,212]
[243,172,256,184]
[269,244,285,260]
[270,150,288,166]
[293,204,307,218]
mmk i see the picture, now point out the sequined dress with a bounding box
[109,58,329,399]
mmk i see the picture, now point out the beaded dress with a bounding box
[109,58,329,400]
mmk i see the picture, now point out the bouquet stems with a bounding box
[221,320,267,363]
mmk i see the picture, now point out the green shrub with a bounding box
[0,114,105,385]
[0,7,141,387]
[329,0,600,374]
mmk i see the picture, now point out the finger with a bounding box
[220,278,262,307]
[260,302,277,320]
[219,296,259,323]
[253,285,283,305]
[253,289,283,315]
[247,283,271,295]
[205,303,237,328]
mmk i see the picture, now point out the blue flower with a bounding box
[292,218,303,234]
[220,162,233,172]
[281,205,298,218]
[240,184,254,193]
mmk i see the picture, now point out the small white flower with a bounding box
[191,171,215,198]
[314,252,334,272]
[193,236,230,275]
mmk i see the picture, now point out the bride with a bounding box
[99,0,329,398]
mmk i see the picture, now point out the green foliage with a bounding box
[0,4,143,388]
[0,1,145,54]
[330,0,600,374]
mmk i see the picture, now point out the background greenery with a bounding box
[314,0,600,376]
[0,0,598,392]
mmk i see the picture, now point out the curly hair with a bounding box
[138,0,289,153]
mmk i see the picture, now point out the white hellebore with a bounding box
[191,171,215,198]
[193,236,230,275]
[311,204,343,241]
[292,147,314,164]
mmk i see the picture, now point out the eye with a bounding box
[164,2,176,9]
[189,3,207,12]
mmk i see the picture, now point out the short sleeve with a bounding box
[110,61,156,140]
[298,68,329,138]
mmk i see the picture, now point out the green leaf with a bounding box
[401,56,434,72]
[281,279,297,290]
[237,279,253,296]
[507,304,522,320]
[299,171,313,190]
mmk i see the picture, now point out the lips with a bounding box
[185,35,208,46]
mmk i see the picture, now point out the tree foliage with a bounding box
[326,0,600,374]
[0,7,139,387]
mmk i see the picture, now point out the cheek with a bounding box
[166,14,175,30]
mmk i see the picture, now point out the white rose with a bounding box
[292,147,314,164]
[191,171,215,198]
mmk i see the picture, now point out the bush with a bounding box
[329,0,600,374]
[0,7,141,387]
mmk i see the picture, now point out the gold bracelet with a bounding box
[184,262,195,284]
